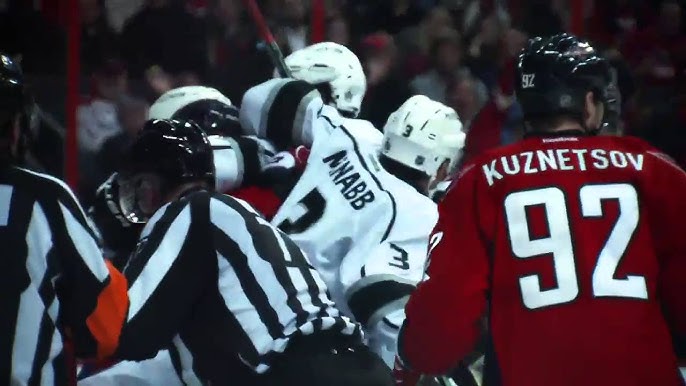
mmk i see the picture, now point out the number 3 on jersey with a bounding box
[505,183,648,310]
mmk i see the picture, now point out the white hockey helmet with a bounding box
[284,42,366,118]
[382,95,466,184]
[148,86,240,136]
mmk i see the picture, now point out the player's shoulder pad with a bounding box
[239,78,321,149]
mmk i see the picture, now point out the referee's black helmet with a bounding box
[120,119,215,223]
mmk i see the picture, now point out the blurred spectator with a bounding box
[460,0,509,38]
[359,32,413,130]
[621,0,686,84]
[81,0,120,74]
[121,0,208,80]
[347,0,428,36]
[396,6,455,77]
[465,12,506,89]
[105,0,144,32]
[78,59,128,154]
[519,0,564,37]
[98,95,149,176]
[207,0,275,102]
[327,14,351,46]
[446,72,487,129]
[587,0,654,48]
[269,0,310,53]
[77,58,129,204]
[410,30,487,105]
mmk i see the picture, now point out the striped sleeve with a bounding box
[115,195,213,361]
[210,194,359,373]
[239,78,325,150]
[31,170,129,360]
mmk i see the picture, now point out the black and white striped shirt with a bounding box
[116,190,361,383]
[1,166,128,386]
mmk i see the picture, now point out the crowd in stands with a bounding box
[0,0,685,205]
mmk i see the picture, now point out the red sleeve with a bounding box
[229,186,283,221]
[398,164,490,374]
[647,152,686,345]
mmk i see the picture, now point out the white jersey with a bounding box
[241,78,438,366]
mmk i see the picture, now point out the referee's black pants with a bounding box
[262,333,393,386]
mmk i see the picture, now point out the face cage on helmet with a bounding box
[118,173,163,224]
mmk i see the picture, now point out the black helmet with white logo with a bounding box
[515,33,620,134]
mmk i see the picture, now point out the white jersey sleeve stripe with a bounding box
[127,205,191,320]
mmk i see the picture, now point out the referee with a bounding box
[0,54,128,385]
[113,119,393,386]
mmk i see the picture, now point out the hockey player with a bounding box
[396,33,686,386]
[239,78,465,372]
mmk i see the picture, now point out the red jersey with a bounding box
[400,134,686,386]
[228,146,310,220]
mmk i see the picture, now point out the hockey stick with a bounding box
[240,0,292,77]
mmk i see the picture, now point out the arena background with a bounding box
[1,0,684,207]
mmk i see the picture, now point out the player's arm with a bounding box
[239,78,330,150]
[647,152,686,355]
[397,165,490,375]
[343,240,426,367]
[211,135,277,193]
[115,196,212,361]
[50,179,129,360]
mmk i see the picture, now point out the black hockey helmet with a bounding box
[0,53,33,165]
[515,33,619,134]
[148,86,241,137]
[120,119,215,223]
